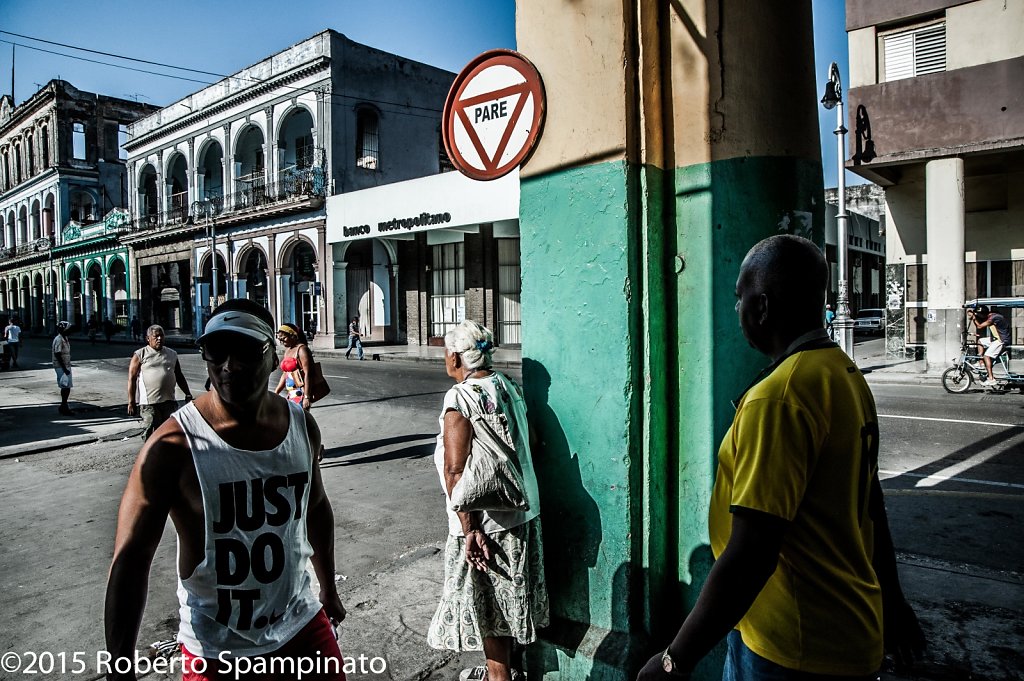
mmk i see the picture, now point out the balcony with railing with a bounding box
[126,157,326,235]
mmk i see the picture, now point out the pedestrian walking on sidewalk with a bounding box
[345,316,364,360]
[130,315,141,342]
[637,235,925,681]
[428,320,548,681]
[4,316,22,368]
[52,321,73,416]
[825,303,835,340]
[105,299,347,681]
[127,325,193,440]
[274,322,315,410]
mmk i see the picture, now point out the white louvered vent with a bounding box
[883,22,946,82]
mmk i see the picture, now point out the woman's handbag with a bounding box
[304,361,331,403]
[448,383,530,513]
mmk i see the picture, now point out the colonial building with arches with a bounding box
[122,30,454,344]
[0,81,156,333]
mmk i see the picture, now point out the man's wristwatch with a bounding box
[661,649,690,678]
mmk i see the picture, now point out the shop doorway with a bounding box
[344,239,391,342]
[279,240,319,337]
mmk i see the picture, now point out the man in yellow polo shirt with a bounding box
[637,235,924,680]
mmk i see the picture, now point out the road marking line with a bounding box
[879,469,1024,491]
[881,489,1021,501]
[879,414,1024,429]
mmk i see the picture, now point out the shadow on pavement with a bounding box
[0,402,134,448]
[321,433,436,467]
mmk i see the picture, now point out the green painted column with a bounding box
[516,2,823,680]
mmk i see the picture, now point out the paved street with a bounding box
[0,335,1020,680]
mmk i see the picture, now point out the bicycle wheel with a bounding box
[942,366,973,394]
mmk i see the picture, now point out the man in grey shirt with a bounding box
[127,325,193,440]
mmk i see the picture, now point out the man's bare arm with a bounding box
[870,475,925,667]
[173,360,192,401]
[303,413,346,622]
[636,511,786,679]
[104,427,186,680]
[126,353,141,415]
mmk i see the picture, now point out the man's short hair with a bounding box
[146,324,165,338]
[744,234,828,317]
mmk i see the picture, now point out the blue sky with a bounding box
[0,0,852,187]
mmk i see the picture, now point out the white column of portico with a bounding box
[264,107,276,187]
[105,274,115,321]
[155,151,165,222]
[64,281,74,322]
[925,157,966,372]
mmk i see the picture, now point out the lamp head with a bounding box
[821,62,842,110]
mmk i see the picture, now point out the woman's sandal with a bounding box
[458,667,525,681]
[459,667,487,681]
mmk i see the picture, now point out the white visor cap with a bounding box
[197,310,275,345]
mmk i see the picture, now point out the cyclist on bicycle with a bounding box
[968,304,1011,386]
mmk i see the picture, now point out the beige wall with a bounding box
[515,2,631,177]
[849,0,1024,90]
[947,0,1024,69]
[848,27,878,87]
[516,0,820,176]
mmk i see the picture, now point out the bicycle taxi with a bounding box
[942,297,1024,394]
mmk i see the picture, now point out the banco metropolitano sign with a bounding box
[325,169,519,243]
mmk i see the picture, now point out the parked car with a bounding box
[854,308,885,335]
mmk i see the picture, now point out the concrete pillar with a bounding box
[464,230,486,323]
[925,158,966,371]
[516,2,823,680]
[331,252,348,348]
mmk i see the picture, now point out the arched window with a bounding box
[41,125,49,168]
[13,143,22,183]
[355,109,379,170]
[27,134,35,176]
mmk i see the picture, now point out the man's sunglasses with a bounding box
[199,340,272,365]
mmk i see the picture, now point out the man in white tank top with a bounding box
[105,300,346,681]
[127,325,193,441]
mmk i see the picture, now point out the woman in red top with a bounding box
[273,323,315,410]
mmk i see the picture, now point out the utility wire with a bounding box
[2,30,446,115]
[0,39,214,86]
[0,29,228,79]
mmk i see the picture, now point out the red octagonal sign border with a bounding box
[442,49,546,182]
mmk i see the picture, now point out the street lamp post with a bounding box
[821,61,853,359]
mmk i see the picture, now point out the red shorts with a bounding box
[181,610,346,681]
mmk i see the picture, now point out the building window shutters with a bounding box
[883,22,945,82]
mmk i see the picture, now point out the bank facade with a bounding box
[326,170,521,346]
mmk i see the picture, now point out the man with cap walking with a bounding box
[105,299,346,680]
[53,321,74,415]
